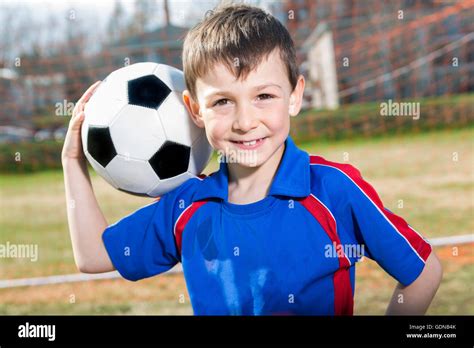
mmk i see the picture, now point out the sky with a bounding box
[0,0,234,38]
[0,0,276,27]
[0,0,280,62]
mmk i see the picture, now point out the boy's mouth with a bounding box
[229,137,267,149]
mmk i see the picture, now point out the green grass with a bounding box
[0,127,473,314]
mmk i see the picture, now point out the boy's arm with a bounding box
[62,81,114,274]
[386,251,443,315]
[314,158,443,314]
[63,158,114,273]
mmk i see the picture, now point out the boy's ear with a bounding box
[183,90,205,128]
[289,75,305,117]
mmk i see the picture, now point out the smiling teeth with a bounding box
[243,140,257,146]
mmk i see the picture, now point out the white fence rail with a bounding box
[0,235,472,289]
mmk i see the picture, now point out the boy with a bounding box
[62,4,442,315]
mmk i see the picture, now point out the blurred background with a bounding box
[0,0,473,315]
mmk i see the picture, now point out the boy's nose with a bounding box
[233,106,259,132]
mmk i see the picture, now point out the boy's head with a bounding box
[182,4,305,167]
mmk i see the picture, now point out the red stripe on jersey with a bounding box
[298,194,354,316]
[174,201,208,254]
[310,155,432,262]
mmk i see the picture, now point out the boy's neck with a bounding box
[226,142,286,205]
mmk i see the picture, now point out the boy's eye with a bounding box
[213,98,230,107]
[212,94,274,107]
[257,94,274,100]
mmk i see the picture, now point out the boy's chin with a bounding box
[222,157,262,168]
[227,150,276,168]
[233,159,261,168]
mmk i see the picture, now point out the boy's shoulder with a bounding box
[307,154,364,198]
[155,170,223,210]
[156,173,209,203]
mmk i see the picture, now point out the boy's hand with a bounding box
[61,81,101,163]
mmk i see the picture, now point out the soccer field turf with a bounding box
[0,127,472,314]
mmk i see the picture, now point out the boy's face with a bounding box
[183,49,304,168]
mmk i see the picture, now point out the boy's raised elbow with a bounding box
[75,252,115,274]
[76,260,93,274]
[76,259,101,274]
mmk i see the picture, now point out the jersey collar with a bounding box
[192,136,310,202]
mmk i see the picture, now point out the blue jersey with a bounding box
[102,136,432,315]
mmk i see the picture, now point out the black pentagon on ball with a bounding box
[127,75,171,109]
[87,126,117,167]
[149,141,190,179]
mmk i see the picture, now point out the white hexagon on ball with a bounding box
[106,155,159,195]
[159,92,201,147]
[109,104,166,160]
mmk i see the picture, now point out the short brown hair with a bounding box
[182,4,299,99]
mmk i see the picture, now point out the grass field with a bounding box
[0,127,473,315]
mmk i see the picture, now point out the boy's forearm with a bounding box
[385,251,443,315]
[62,158,113,273]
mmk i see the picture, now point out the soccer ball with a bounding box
[81,62,212,197]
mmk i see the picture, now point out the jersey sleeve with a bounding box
[336,164,432,286]
[102,181,194,281]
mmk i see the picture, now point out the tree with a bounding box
[128,0,159,36]
[0,4,34,65]
[107,0,128,43]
